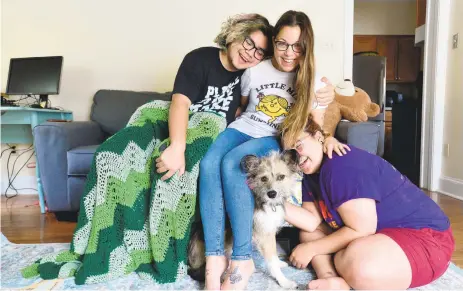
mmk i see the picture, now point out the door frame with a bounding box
[420,0,451,190]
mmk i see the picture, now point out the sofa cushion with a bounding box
[336,121,381,155]
[67,145,100,176]
[90,89,172,136]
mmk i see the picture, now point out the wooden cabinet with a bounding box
[377,36,397,81]
[397,37,420,82]
[353,36,377,54]
[354,35,420,83]
[416,0,426,27]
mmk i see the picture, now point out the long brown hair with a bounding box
[277,11,316,149]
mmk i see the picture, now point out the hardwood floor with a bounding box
[1,195,76,243]
[427,192,463,267]
[1,193,463,267]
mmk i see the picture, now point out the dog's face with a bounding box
[241,150,299,207]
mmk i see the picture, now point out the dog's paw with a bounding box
[278,278,298,289]
[278,260,289,268]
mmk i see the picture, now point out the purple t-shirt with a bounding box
[302,146,450,232]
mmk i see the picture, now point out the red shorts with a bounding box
[378,227,455,288]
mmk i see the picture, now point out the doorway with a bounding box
[352,0,426,186]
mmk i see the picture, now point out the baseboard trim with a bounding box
[439,176,463,201]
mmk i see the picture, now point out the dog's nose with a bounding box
[267,190,277,199]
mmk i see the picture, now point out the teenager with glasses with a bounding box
[242,36,266,61]
[284,115,454,290]
[155,14,273,182]
[198,10,347,290]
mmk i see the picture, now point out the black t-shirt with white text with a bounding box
[172,47,243,124]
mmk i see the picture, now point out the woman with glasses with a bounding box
[155,14,273,182]
[284,115,454,290]
[198,10,347,290]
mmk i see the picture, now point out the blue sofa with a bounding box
[33,89,382,214]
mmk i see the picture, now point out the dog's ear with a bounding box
[241,155,260,174]
[282,149,299,172]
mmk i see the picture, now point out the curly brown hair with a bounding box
[214,13,274,57]
[304,114,327,139]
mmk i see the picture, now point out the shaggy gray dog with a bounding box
[188,150,299,289]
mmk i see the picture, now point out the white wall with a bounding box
[440,0,463,199]
[1,0,350,193]
[354,0,417,35]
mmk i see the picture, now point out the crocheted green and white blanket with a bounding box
[21,100,226,285]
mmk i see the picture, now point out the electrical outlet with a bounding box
[10,145,17,155]
[443,144,450,157]
[453,33,459,49]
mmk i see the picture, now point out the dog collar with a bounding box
[271,202,284,212]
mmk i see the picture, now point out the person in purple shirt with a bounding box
[284,115,455,290]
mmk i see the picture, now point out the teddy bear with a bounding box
[323,79,381,137]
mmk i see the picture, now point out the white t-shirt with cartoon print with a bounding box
[228,59,325,138]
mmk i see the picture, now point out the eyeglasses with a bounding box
[242,37,266,61]
[275,40,303,53]
[294,135,310,152]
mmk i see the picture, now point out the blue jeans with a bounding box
[199,128,280,260]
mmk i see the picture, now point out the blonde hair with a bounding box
[214,14,273,56]
[277,11,316,149]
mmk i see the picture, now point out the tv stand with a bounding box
[1,106,73,213]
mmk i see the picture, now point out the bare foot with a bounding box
[205,256,228,290]
[221,259,255,290]
[308,276,350,290]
